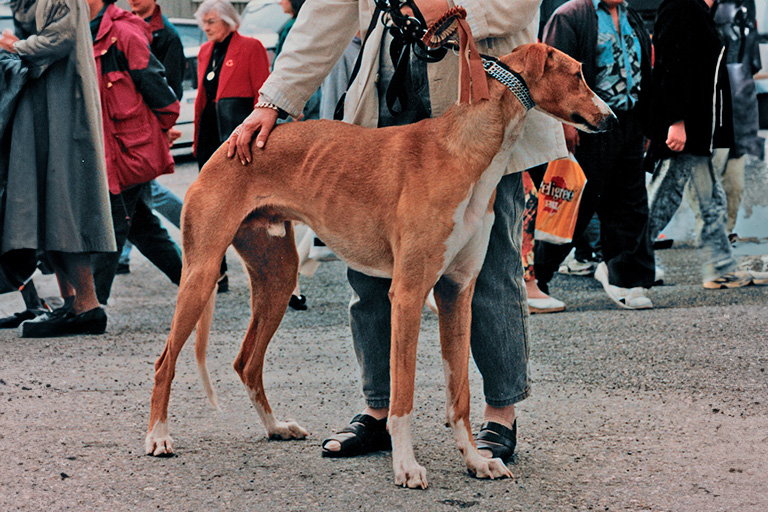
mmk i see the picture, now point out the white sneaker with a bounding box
[703,270,768,289]
[594,262,653,310]
[558,248,597,276]
[527,296,566,314]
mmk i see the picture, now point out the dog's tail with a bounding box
[195,289,220,410]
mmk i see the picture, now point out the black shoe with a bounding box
[19,307,107,338]
[217,274,229,294]
[321,414,391,457]
[116,262,130,275]
[288,294,307,311]
[0,308,48,328]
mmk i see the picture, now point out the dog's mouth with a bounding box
[570,113,598,132]
[570,113,617,133]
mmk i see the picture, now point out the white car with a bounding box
[170,0,290,155]
[1,3,14,32]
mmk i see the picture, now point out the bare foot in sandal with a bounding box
[321,407,390,457]
[476,404,516,461]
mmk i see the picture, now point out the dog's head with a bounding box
[501,43,617,133]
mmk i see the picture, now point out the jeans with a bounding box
[93,183,182,304]
[119,180,183,266]
[648,153,736,282]
[346,32,530,408]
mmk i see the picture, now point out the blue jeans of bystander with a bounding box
[648,153,737,282]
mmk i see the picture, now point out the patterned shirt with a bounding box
[592,0,642,111]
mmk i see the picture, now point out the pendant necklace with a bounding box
[206,55,219,82]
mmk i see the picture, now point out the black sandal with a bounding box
[321,414,391,458]
[475,420,517,462]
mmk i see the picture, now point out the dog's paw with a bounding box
[267,420,308,440]
[467,457,513,480]
[393,461,428,489]
[145,421,174,456]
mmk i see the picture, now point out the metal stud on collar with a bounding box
[482,59,536,111]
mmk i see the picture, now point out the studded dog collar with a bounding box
[481,57,536,111]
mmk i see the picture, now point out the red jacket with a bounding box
[93,4,180,194]
[193,31,270,153]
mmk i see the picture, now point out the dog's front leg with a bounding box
[433,277,513,480]
[388,276,430,489]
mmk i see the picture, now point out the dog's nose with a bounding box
[599,113,619,132]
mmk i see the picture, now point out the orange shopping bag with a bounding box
[534,154,587,244]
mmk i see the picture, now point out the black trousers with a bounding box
[534,109,655,289]
[92,183,182,304]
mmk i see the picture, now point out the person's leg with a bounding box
[127,185,182,285]
[721,154,745,234]
[117,241,133,272]
[471,172,529,421]
[348,268,393,412]
[647,155,694,244]
[686,154,738,281]
[48,252,101,314]
[320,269,392,454]
[18,251,108,337]
[533,134,604,292]
[150,180,183,229]
[597,112,655,289]
[92,186,143,304]
[0,280,50,328]
[467,173,529,460]
[521,171,564,312]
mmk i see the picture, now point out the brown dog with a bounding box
[145,43,616,488]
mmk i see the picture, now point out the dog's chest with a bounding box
[439,130,519,280]
[440,174,499,276]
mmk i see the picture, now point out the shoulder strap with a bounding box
[333,5,382,120]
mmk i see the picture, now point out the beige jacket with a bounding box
[259,0,567,173]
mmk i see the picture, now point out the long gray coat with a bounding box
[2,0,115,254]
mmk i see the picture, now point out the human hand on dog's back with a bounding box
[227,106,279,165]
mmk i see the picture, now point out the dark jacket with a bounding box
[651,0,734,159]
[0,52,27,140]
[193,31,270,154]
[93,4,180,194]
[146,5,185,100]
[542,0,653,134]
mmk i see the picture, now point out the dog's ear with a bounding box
[524,44,552,82]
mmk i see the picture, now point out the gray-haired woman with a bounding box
[192,0,271,291]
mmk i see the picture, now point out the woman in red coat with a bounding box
[194,0,270,170]
[193,0,270,291]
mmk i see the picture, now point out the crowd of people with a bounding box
[1,0,766,465]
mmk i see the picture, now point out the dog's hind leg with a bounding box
[145,255,224,456]
[433,276,512,480]
[232,220,308,441]
[146,186,247,456]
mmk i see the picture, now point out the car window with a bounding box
[174,23,206,48]
[240,2,291,38]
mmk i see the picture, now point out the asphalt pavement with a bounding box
[1,158,766,512]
